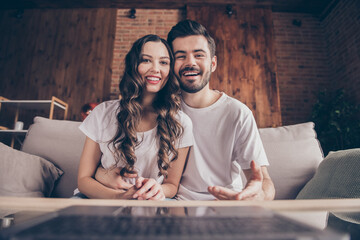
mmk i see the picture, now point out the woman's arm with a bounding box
[77,137,136,199]
[161,147,190,198]
[133,146,190,200]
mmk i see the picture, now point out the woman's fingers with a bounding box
[133,178,163,200]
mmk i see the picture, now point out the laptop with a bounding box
[0,205,349,240]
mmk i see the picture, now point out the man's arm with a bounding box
[95,165,137,190]
[208,160,275,200]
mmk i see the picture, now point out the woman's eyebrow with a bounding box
[140,54,152,58]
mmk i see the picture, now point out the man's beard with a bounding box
[178,66,212,94]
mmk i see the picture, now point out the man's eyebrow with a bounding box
[174,49,207,55]
[194,49,206,53]
[174,50,186,55]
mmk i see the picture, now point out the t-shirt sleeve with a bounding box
[79,101,116,143]
[233,108,269,169]
[177,111,194,149]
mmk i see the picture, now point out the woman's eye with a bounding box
[160,61,169,65]
[141,58,150,63]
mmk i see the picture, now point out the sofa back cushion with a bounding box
[22,117,85,198]
[259,122,324,199]
[21,118,323,199]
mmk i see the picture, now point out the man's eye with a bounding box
[195,54,204,58]
[176,56,185,59]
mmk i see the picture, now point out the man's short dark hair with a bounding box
[167,19,216,58]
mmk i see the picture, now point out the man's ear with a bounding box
[211,56,217,72]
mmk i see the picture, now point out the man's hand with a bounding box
[132,177,165,200]
[95,165,137,190]
[208,160,274,200]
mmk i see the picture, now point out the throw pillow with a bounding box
[259,122,324,199]
[296,148,360,199]
[0,142,63,197]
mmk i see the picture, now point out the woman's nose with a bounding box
[151,62,160,73]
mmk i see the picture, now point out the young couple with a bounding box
[76,20,275,201]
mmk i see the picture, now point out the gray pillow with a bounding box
[259,122,324,199]
[0,142,63,197]
[21,117,85,198]
[296,148,360,199]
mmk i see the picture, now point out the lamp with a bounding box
[226,5,235,18]
[129,8,136,19]
[292,19,302,27]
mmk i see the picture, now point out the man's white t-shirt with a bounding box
[79,100,194,185]
[177,92,269,200]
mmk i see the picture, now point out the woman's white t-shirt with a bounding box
[79,100,194,185]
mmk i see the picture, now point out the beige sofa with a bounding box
[0,116,325,199]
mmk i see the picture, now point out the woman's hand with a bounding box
[133,177,165,200]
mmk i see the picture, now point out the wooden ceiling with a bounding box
[1,0,334,14]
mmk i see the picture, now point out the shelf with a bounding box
[0,96,68,148]
[0,130,28,135]
[0,96,68,120]
[0,100,67,111]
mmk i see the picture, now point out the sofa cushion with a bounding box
[0,142,63,197]
[259,122,324,199]
[21,117,85,198]
[296,148,360,199]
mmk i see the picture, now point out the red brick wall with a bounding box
[273,13,330,125]
[110,4,359,125]
[322,0,360,105]
[110,9,183,99]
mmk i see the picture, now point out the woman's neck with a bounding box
[141,93,156,110]
[136,93,158,132]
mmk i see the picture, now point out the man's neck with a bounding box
[182,86,222,108]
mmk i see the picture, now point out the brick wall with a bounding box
[273,13,330,125]
[110,9,183,99]
[110,4,359,125]
[322,0,360,105]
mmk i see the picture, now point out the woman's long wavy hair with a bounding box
[110,34,183,178]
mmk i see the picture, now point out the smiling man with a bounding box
[166,20,275,200]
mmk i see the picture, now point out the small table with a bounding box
[1,197,360,237]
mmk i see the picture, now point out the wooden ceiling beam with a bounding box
[0,0,331,14]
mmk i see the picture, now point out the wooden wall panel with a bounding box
[0,8,116,121]
[187,5,282,127]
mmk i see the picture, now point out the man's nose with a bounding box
[184,55,196,67]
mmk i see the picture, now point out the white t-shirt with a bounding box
[177,92,269,200]
[79,100,194,185]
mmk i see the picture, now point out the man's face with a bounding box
[172,35,217,93]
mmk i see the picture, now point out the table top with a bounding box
[1,197,360,238]
[1,197,360,213]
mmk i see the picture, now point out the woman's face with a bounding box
[138,41,170,95]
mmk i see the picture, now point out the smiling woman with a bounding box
[76,34,194,201]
